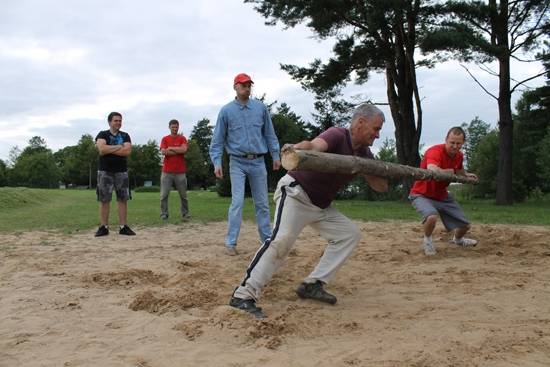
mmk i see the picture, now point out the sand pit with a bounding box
[1,221,549,366]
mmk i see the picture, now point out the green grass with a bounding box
[0,187,548,233]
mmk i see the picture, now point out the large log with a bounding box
[281,148,478,184]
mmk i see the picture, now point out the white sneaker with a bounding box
[423,241,437,256]
[453,236,477,247]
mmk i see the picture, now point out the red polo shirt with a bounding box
[160,134,187,173]
[410,144,463,201]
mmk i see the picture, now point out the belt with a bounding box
[232,153,266,160]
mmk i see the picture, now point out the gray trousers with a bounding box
[233,174,361,301]
[160,172,189,218]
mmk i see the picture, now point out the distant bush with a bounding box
[134,186,160,193]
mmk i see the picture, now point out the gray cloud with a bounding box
[0,0,545,162]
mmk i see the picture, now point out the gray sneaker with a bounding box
[453,236,477,247]
[423,240,436,256]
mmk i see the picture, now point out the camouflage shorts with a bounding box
[96,171,131,202]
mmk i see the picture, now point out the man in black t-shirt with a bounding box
[94,111,136,237]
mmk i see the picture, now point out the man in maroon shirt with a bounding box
[409,126,478,256]
[229,103,388,318]
[160,119,189,220]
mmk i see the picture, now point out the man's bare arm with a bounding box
[168,144,188,154]
[111,142,132,157]
[161,148,176,156]
[363,175,388,193]
[455,168,478,180]
[286,138,328,152]
[427,163,454,175]
[96,139,122,156]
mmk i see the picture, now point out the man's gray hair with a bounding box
[351,103,385,125]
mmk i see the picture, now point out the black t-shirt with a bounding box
[95,130,131,172]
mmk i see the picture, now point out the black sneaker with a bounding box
[95,225,109,237]
[229,297,266,318]
[296,280,337,305]
[119,225,136,236]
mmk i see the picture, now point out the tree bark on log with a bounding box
[281,148,478,185]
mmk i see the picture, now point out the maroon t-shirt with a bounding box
[289,127,373,208]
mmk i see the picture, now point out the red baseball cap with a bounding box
[234,73,254,85]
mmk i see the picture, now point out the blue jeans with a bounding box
[226,156,271,247]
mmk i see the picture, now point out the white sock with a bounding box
[424,235,432,243]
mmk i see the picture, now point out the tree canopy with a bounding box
[245,0,444,195]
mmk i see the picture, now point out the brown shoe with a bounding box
[225,246,238,256]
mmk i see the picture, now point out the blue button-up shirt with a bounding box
[209,98,280,167]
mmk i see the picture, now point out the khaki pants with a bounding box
[160,172,188,218]
[233,174,361,301]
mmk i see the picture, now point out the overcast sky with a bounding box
[1,0,546,162]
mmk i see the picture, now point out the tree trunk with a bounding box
[385,64,421,196]
[494,0,514,205]
[282,149,478,185]
[496,56,514,204]
[383,10,422,197]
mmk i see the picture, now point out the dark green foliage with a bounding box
[128,140,161,188]
[185,139,213,189]
[7,146,21,168]
[54,134,98,188]
[0,160,6,186]
[460,116,491,169]
[468,130,499,198]
[216,153,232,197]
[513,72,550,195]
[189,118,215,189]
[8,136,61,188]
[422,1,549,61]
[190,118,214,162]
[11,150,61,188]
[536,127,550,191]
[309,88,354,134]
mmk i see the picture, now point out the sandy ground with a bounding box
[1,220,549,367]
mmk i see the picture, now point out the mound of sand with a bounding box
[1,221,549,366]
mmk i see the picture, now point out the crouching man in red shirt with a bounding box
[409,126,478,256]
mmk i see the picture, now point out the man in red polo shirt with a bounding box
[160,119,189,220]
[409,126,478,256]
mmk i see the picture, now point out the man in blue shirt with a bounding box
[209,73,281,256]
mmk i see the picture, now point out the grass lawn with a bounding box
[0,187,548,233]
